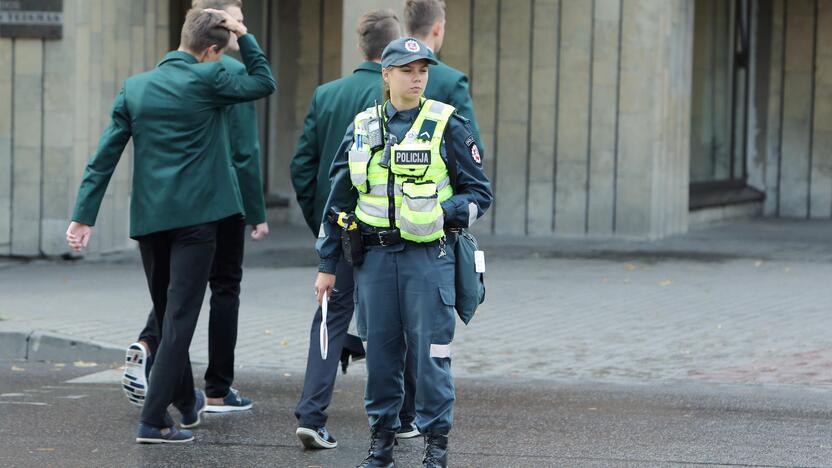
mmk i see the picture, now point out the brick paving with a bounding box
[1,219,831,386]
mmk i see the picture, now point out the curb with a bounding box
[0,330,124,364]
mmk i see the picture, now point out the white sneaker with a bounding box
[122,342,150,407]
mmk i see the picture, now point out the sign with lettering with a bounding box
[0,0,63,39]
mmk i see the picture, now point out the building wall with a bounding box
[441,0,693,239]
[761,0,832,218]
[270,0,343,206]
[0,0,170,256]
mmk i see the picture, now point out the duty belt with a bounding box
[362,228,459,247]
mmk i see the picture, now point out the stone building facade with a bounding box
[1,0,829,256]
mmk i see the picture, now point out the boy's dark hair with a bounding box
[357,9,401,61]
[181,9,231,53]
[403,0,445,38]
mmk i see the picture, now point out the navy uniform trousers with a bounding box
[356,239,457,434]
[294,257,420,429]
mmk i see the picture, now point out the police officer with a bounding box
[289,9,402,450]
[314,37,492,468]
[397,0,484,435]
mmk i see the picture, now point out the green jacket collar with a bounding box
[354,61,382,74]
[157,50,200,67]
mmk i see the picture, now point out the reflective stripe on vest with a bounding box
[350,99,456,242]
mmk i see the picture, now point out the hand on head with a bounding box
[203,8,247,36]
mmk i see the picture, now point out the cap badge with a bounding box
[405,40,420,52]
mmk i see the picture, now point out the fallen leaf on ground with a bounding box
[624,264,637,271]
[659,280,672,287]
[264,329,272,335]
[34,448,55,452]
[280,340,289,348]
[53,363,65,368]
[11,366,24,372]
[72,361,98,368]
[754,260,764,267]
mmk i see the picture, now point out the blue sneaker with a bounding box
[296,425,338,449]
[180,389,207,429]
[204,387,253,413]
[122,342,152,407]
[135,423,193,444]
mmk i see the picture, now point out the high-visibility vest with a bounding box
[348,98,455,243]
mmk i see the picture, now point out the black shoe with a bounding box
[356,429,397,468]
[422,433,448,468]
[396,422,420,439]
[296,425,337,449]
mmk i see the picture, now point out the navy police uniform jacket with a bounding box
[316,101,493,274]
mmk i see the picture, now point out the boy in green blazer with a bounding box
[122,0,269,419]
[66,8,275,443]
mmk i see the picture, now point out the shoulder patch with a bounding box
[465,135,475,148]
[470,144,482,165]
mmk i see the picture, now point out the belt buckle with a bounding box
[377,230,395,246]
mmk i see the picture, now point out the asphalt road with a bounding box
[1,362,831,467]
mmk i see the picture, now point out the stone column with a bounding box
[616,0,694,239]
[0,0,170,257]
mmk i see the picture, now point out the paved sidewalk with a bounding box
[1,218,831,386]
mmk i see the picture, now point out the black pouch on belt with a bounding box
[338,212,365,266]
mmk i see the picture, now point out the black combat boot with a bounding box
[422,433,449,467]
[356,429,397,468]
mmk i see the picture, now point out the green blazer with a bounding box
[72,34,276,238]
[290,61,383,235]
[424,60,482,147]
[221,55,267,225]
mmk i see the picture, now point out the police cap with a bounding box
[381,37,438,68]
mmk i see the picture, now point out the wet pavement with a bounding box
[1,362,831,467]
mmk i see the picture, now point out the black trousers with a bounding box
[138,215,246,399]
[137,221,218,428]
[294,256,417,428]
[294,257,356,428]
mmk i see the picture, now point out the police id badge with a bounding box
[391,143,432,178]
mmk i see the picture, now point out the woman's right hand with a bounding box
[314,272,336,305]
